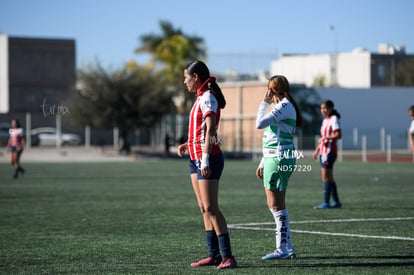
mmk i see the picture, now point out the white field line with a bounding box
[228,217,414,241]
[290,217,414,224]
[291,230,414,241]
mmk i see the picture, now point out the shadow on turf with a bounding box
[239,255,414,269]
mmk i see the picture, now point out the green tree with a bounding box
[135,20,206,112]
[69,62,175,149]
[396,56,414,86]
[290,85,323,149]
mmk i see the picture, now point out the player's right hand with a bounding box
[177,143,187,157]
[256,167,263,179]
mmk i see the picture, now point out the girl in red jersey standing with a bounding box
[312,100,342,209]
[7,119,25,179]
[177,61,237,270]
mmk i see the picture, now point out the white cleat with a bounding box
[262,250,290,260]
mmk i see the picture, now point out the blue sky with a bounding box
[1,0,413,73]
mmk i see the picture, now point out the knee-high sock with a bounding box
[324,181,331,204]
[270,209,289,252]
[218,233,233,260]
[330,181,340,203]
[206,230,219,257]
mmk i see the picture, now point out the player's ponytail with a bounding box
[207,78,226,109]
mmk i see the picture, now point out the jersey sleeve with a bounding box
[331,116,341,132]
[200,91,218,118]
[410,120,414,134]
[17,128,24,136]
[256,102,271,129]
[256,100,294,129]
[271,101,293,122]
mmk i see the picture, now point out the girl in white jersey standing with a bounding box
[7,119,25,178]
[256,75,302,260]
[312,100,342,209]
[178,61,237,270]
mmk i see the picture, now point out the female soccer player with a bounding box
[177,60,237,270]
[256,75,302,260]
[312,100,342,209]
[7,119,25,178]
[408,105,414,153]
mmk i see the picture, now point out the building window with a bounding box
[377,64,386,78]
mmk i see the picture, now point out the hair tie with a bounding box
[199,76,216,91]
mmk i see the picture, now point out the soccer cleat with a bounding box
[314,202,331,209]
[190,255,222,267]
[216,257,238,270]
[331,202,342,208]
[18,167,25,175]
[262,250,290,260]
[288,249,296,259]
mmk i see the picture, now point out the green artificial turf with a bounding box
[1,159,413,274]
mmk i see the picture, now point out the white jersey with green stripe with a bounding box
[256,98,297,155]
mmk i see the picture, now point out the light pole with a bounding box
[329,25,338,86]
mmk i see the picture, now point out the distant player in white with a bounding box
[312,100,342,209]
[409,105,414,153]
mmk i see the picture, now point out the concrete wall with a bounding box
[315,87,414,149]
[337,52,371,88]
[271,54,331,87]
[0,34,8,113]
[271,51,375,88]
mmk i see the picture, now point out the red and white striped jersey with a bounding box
[9,128,24,147]
[187,89,221,160]
[319,115,340,155]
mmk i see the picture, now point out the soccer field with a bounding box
[1,159,413,274]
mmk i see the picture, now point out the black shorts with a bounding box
[11,146,22,153]
[189,153,224,180]
[319,152,337,169]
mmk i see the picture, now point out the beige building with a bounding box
[219,81,268,154]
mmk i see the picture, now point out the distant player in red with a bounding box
[408,105,414,153]
[177,61,237,270]
[7,119,25,179]
[312,100,342,209]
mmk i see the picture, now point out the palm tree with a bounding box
[135,20,206,112]
[136,20,205,61]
